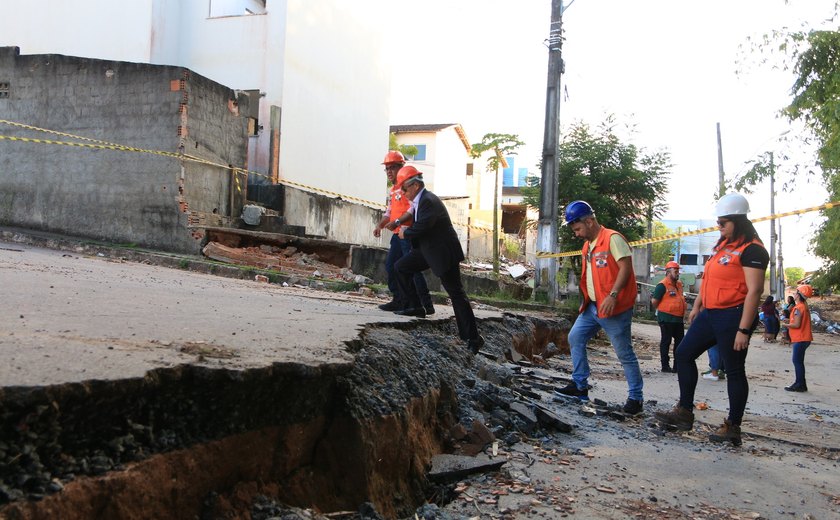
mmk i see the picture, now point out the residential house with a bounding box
[391,123,474,256]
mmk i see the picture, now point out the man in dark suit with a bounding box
[388,166,485,353]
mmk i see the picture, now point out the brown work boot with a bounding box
[709,419,742,447]
[654,404,695,431]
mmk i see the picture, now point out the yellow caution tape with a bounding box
[535,200,840,259]
[0,119,387,209]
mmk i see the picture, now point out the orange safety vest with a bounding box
[788,301,813,343]
[580,226,637,318]
[700,239,764,309]
[656,276,686,318]
[389,184,411,231]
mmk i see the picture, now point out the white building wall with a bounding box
[396,132,437,192]
[280,0,389,207]
[478,162,498,212]
[432,131,468,197]
[0,0,155,62]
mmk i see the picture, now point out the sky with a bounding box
[388,0,837,270]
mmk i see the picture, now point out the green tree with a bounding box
[785,266,805,286]
[651,221,677,266]
[470,133,525,274]
[521,118,672,253]
[784,28,840,291]
[739,7,840,291]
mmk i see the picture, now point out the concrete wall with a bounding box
[282,185,387,248]
[0,47,248,253]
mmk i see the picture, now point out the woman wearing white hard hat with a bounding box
[656,193,769,446]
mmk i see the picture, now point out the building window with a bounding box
[406,144,426,161]
[0,82,9,99]
[679,254,698,266]
[209,0,266,17]
[466,163,474,176]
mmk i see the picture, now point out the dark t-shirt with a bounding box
[741,243,770,271]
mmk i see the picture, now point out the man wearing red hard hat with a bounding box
[373,151,434,315]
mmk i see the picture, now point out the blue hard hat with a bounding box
[564,200,594,224]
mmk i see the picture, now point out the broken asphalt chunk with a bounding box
[428,454,506,483]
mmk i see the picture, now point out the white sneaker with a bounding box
[702,372,720,381]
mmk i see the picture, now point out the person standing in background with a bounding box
[760,295,780,342]
[651,261,686,373]
[785,285,814,392]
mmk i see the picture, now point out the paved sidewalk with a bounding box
[0,239,500,388]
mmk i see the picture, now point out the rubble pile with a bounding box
[201,241,373,285]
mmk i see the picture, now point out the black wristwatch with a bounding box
[394,218,401,227]
[737,327,752,336]
[608,290,618,298]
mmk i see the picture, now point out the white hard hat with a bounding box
[716,193,750,217]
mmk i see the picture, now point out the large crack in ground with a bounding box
[4,314,839,519]
[0,314,573,519]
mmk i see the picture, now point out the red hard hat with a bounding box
[396,165,422,189]
[665,261,680,270]
[382,150,406,165]
[797,284,814,298]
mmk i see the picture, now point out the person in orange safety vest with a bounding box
[655,193,768,447]
[784,284,814,392]
[554,200,644,417]
[651,260,687,373]
[373,152,434,315]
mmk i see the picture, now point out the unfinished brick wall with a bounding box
[0,46,248,253]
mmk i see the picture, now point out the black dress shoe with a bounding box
[467,335,485,354]
[378,300,401,312]
[424,305,436,315]
[784,383,808,392]
[394,307,426,318]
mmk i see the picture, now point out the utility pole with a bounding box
[769,151,778,299]
[777,222,785,298]
[535,0,564,304]
[716,122,726,196]
[492,151,501,274]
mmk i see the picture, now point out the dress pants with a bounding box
[395,248,478,342]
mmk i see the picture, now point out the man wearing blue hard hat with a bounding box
[556,200,645,415]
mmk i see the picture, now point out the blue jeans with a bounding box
[384,234,432,308]
[675,306,752,425]
[707,345,722,371]
[567,303,644,401]
[791,341,811,386]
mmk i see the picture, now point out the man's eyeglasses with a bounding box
[716,218,731,227]
[385,164,402,171]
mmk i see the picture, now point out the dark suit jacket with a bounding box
[402,188,464,277]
